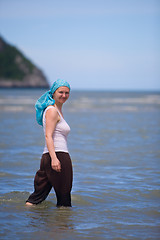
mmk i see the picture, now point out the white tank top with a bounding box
[43,106,70,153]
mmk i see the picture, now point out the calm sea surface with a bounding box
[0,89,160,240]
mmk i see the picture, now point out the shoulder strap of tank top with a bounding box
[54,107,63,118]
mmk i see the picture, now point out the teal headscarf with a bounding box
[35,79,70,126]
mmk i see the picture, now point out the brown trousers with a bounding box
[26,152,73,207]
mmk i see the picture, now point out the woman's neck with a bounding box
[54,103,62,112]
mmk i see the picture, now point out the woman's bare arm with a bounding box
[45,107,61,172]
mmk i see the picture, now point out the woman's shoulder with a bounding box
[45,105,58,114]
[44,106,60,121]
[43,106,60,125]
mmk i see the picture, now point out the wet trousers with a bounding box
[26,152,73,207]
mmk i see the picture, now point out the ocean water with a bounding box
[0,89,160,240]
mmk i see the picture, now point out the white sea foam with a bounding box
[2,106,34,112]
[0,92,160,113]
[66,94,160,112]
[0,98,36,105]
[74,95,160,105]
[106,95,160,104]
[0,96,36,112]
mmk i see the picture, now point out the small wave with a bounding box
[72,193,94,206]
[0,106,34,112]
[140,189,160,199]
[0,172,17,177]
[101,95,160,104]
[66,94,160,113]
[74,222,101,230]
[0,96,36,112]
[0,191,29,203]
[69,95,160,106]
[0,97,36,105]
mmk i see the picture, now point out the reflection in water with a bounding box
[25,201,74,232]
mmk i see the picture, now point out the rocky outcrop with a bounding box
[0,36,49,88]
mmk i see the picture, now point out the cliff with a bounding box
[0,36,49,88]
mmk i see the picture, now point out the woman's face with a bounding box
[53,86,70,104]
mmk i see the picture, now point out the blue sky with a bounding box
[0,0,159,90]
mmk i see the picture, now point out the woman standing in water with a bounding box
[26,79,73,207]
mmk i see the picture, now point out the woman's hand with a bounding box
[51,158,61,172]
